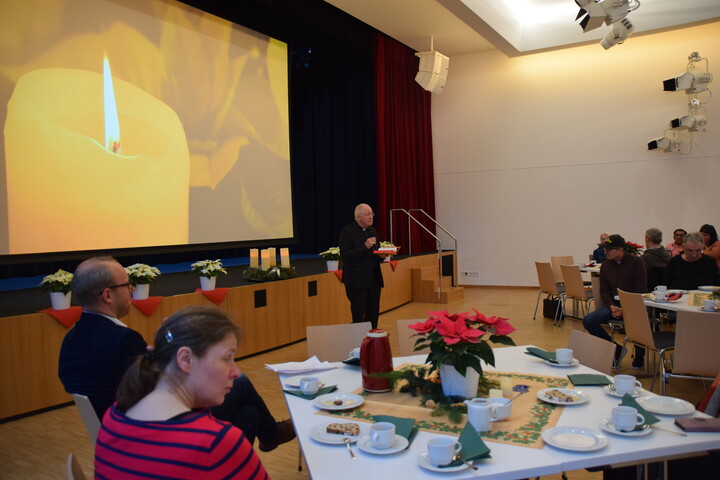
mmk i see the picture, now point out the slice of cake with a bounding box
[326,422,360,436]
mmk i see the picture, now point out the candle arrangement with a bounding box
[243,247,296,282]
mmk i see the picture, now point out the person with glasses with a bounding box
[663,232,719,290]
[339,203,388,329]
[666,228,687,257]
[59,256,295,453]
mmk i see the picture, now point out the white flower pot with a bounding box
[326,260,339,271]
[199,276,216,291]
[132,283,150,300]
[440,362,480,399]
[50,291,72,310]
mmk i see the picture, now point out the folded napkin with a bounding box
[266,355,338,374]
[525,347,557,363]
[568,374,612,386]
[621,394,660,429]
[667,292,683,301]
[283,385,338,400]
[372,415,418,448]
[342,357,361,366]
[441,421,491,468]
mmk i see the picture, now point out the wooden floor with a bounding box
[0,287,710,480]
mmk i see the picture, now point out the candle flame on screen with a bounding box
[103,57,121,153]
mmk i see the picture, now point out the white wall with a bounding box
[433,22,720,287]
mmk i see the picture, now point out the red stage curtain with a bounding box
[374,34,437,254]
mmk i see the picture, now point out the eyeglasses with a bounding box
[674,233,686,237]
[99,282,135,295]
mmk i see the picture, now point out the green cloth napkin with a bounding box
[372,415,418,448]
[621,393,660,430]
[342,357,361,366]
[525,347,557,363]
[442,421,491,468]
[568,374,612,386]
[283,385,337,400]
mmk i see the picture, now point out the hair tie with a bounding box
[165,329,174,343]
[143,349,156,363]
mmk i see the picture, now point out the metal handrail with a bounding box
[388,209,458,298]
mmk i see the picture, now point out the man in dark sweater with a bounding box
[641,227,671,291]
[663,232,719,290]
[583,235,647,369]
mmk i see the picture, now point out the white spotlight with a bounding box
[600,18,634,50]
[663,71,713,94]
[647,136,680,152]
[669,115,708,132]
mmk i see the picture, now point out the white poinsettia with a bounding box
[191,259,228,278]
[125,263,162,284]
[39,269,73,294]
[319,246,341,260]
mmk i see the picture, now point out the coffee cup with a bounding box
[299,376,320,396]
[348,347,361,359]
[427,437,462,466]
[654,290,667,301]
[369,422,395,449]
[612,406,645,432]
[703,299,717,311]
[654,285,667,293]
[486,397,512,420]
[555,348,573,365]
[614,374,641,395]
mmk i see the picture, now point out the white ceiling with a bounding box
[325,0,720,57]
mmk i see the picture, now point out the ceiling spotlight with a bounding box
[663,71,713,94]
[575,0,605,32]
[600,18,634,50]
[647,136,681,152]
[669,115,708,132]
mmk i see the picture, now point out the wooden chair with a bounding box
[560,264,594,320]
[618,290,675,394]
[71,393,101,445]
[67,453,88,480]
[533,262,565,326]
[568,329,615,375]
[550,255,574,286]
[396,318,430,357]
[664,310,720,388]
[306,322,372,362]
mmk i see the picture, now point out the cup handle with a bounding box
[636,413,645,425]
[455,442,463,453]
[490,406,500,421]
[635,380,642,388]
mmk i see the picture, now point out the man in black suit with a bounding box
[339,203,387,329]
[58,256,294,451]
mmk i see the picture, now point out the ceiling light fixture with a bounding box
[574,0,640,49]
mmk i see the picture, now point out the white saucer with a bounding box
[698,286,720,292]
[357,434,409,455]
[309,421,369,445]
[637,395,695,415]
[600,418,652,437]
[417,452,469,473]
[603,385,648,398]
[313,393,364,411]
[544,358,580,367]
[542,426,608,452]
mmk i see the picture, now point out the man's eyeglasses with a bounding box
[99,282,135,295]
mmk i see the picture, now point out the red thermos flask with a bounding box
[360,329,393,392]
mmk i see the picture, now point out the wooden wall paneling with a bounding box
[124,302,167,345]
[304,273,352,327]
[284,277,308,342]
[379,260,412,311]
[230,282,290,357]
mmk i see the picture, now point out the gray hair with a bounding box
[645,227,663,244]
[72,256,117,306]
[684,232,704,247]
[354,203,371,217]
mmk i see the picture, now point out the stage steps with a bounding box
[410,265,464,304]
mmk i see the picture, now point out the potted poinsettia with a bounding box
[191,259,227,291]
[408,309,516,398]
[125,263,161,300]
[625,241,644,255]
[39,269,74,310]
[319,247,341,271]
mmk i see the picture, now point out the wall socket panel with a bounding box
[463,271,479,277]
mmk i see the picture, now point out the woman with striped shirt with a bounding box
[95,306,269,479]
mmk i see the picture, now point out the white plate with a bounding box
[698,286,720,292]
[666,289,687,295]
[309,421,368,445]
[603,385,649,398]
[600,418,652,437]
[542,426,608,452]
[636,395,695,415]
[537,388,589,405]
[417,452,469,473]
[357,434,409,455]
[313,393,364,411]
[544,358,580,367]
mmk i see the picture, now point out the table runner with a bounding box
[317,365,570,449]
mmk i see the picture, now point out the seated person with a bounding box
[59,256,294,451]
[592,232,610,263]
[700,224,720,268]
[663,233,719,290]
[640,227,671,291]
[665,228,686,257]
[96,306,269,479]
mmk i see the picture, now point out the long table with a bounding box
[279,346,720,480]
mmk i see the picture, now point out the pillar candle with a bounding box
[280,248,290,267]
[249,249,259,268]
[268,247,277,267]
[261,249,270,270]
[500,377,513,397]
[5,67,189,254]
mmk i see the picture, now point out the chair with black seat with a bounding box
[533,262,565,326]
[617,289,675,394]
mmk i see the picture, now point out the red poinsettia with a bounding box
[408,309,516,376]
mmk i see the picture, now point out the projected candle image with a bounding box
[4,58,190,253]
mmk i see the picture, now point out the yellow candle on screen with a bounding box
[280,247,290,267]
[268,247,277,267]
[5,66,189,254]
[249,249,259,268]
[261,249,270,270]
